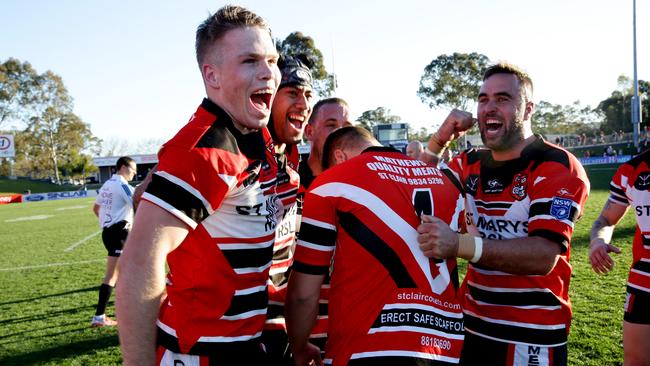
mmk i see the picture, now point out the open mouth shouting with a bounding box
[250,88,275,117]
[483,118,504,139]
[287,113,307,133]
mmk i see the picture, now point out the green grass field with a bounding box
[0,188,638,365]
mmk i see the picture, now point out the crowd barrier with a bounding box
[21,189,98,203]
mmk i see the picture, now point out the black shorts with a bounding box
[261,329,292,366]
[156,328,269,365]
[101,220,129,257]
[624,285,650,324]
[460,332,567,366]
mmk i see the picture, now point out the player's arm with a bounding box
[421,109,475,165]
[93,203,100,217]
[133,164,157,210]
[418,215,562,275]
[589,200,627,274]
[116,200,188,366]
[286,271,325,366]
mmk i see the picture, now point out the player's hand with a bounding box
[293,342,323,366]
[417,215,458,259]
[589,239,621,275]
[437,109,476,143]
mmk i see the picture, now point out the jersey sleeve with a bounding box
[293,187,338,275]
[119,182,134,205]
[608,163,632,207]
[527,168,589,250]
[142,143,233,229]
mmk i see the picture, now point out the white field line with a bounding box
[0,259,104,272]
[64,230,102,252]
[5,215,54,223]
[55,205,89,211]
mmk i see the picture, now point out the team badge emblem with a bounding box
[511,173,527,201]
[550,197,572,220]
[465,175,479,196]
[634,171,650,191]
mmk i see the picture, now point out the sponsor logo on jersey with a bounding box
[550,197,572,220]
[557,187,574,197]
[484,178,504,194]
[510,173,527,201]
[475,216,528,237]
[465,175,479,196]
[634,171,650,191]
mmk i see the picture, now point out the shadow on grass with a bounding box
[0,319,106,342]
[0,304,96,325]
[0,333,119,365]
[0,286,97,306]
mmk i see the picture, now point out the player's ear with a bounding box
[334,149,347,166]
[203,63,220,89]
[523,100,534,121]
[304,123,314,141]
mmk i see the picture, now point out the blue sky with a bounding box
[1,0,647,148]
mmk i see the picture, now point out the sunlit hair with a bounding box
[116,156,135,170]
[483,62,533,102]
[195,5,271,67]
[308,97,349,125]
[321,126,377,170]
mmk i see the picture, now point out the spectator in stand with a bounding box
[606,145,615,157]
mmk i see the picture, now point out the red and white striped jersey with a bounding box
[296,159,330,343]
[448,136,589,347]
[608,149,650,293]
[265,146,301,331]
[294,147,465,365]
[142,98,279,355]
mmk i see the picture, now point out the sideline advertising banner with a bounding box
[0,194,23,204]
[22,190,98,203]
[0,134,15,158]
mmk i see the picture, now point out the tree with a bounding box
[0,58,41,130]
[58,149,97,182]
[276,32,335,97]
[19,109,98,183]
[532,100,603,135]
[597,78,649,134]
[356,106,401,131]
[417,52,490,111]
[2,58,100,182]
[408,126,431,142]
